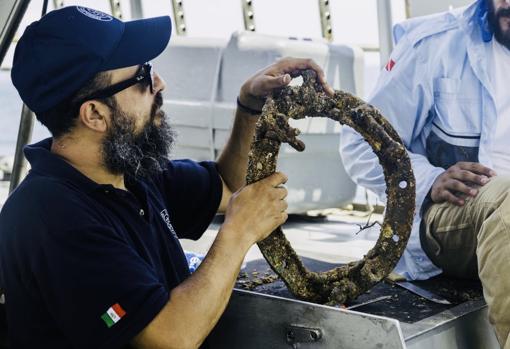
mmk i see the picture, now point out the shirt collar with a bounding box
[24,137,113,193]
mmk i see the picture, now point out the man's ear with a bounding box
[78,100,111,133]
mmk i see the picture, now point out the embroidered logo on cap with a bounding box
[76,6,113,21]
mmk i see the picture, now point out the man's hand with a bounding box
[238,57,335,112]
[217,58,331,203]
[430,162,497,206]
[222,172,288,245]
[132,173,288,349]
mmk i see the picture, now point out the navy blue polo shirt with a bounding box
[0,138,222,348]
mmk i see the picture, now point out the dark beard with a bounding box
[488,0,510,49]
[102,92,175,179]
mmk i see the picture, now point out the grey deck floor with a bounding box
[181,209,381,265]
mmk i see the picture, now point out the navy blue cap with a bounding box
[11,6,171,114]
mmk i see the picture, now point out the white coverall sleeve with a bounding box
[339,34,445,215]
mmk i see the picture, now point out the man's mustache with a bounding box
[154,92,163,109]
[497,7,510,19]
[151,92,164,119]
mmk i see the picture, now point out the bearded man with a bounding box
[0,6,333,349]
[340,0,510,347]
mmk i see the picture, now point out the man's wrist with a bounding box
[237,96,262,115]
[218,222,254,253]
[238,91,265,113]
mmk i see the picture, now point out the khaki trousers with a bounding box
[421,176,510,348]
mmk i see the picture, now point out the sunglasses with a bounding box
[79,62,154,104]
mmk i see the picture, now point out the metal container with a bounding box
[209,290,498,349]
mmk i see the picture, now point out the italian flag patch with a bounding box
[101,303,126,328]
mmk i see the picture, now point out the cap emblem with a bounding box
[76,6,113,21]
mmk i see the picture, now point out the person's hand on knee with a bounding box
[431,162,497,206]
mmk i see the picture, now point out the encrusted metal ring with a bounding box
[246,70,415,305]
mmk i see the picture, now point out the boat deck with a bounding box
[181,211,500,349]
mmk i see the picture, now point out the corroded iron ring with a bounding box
[246,70,416,305]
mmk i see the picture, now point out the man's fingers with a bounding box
[431,163,494,205]
[445,178,477,196]
[321,80,335,96]
[265,172,288,187]
[278,200,288,212]
[452,170,489,186]
[441,190,465,206]
[279,57,322,72]
[261,74,291,91]
[275,186,288,200]
[457,162,497,177]
[280,212,289,224]
[246,57,335,98]
[282,74,291,85]
[277,57,335,96]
